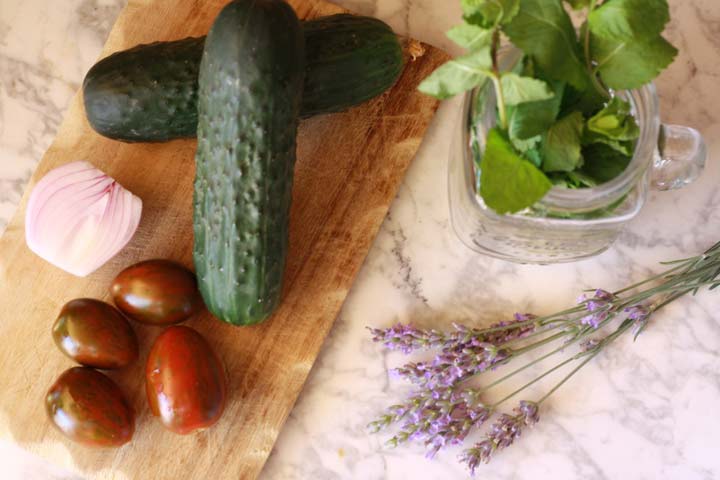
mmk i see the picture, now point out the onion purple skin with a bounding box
[24,161,142,277]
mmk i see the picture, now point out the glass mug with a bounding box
[448,50,706,264]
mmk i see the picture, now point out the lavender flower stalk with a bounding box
[460,401,539,473]
[369,241,720,474]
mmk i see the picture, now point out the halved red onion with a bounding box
[25,161,142,277]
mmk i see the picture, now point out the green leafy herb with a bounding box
[447,24,494,50]
[462,0,520,27]
[499,73,554,106]
[548,170,598,188]
[587,97,640,140]
[503,0,589,89]
[564,0,590,10]
[580,143,632,183]
[559,84,606,117]
[580,97,640,155]
[590,30,677,90]
[480,128,552,214]
[583,132,634,155]
[509,78,565,140]
[523,147,543,168]
[511,134,541,153]
[541,111,585,172]
[417,0,676,214]
[588,0,669,41]
[417,48,493,100]
[566,170,598,187]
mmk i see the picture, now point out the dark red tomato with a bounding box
[145,326,227,434]
[45,367,134,447]
[110,259,203,325]
[52,298,138,369]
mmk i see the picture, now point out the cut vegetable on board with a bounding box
[25,161,142,277]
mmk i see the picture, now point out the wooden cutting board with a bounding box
[0,0,447,478]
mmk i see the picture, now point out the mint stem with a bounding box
[490,28,508,130]
[584,0,610,99]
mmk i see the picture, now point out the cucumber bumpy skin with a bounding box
[193,0,305,326]
[83,37,204,142]
[82,14,403,142]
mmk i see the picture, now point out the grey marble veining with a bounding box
[1,0,719,479]
[0,0,125,232]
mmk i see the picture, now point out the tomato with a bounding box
[145,326,226,434]
[52,298,138,369]
[45,367,134,447]
[110,259,203,325]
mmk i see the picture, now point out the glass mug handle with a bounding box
[651,124,707,191]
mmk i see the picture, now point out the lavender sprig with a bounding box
[368,314,536,354]
[370,241,720,474]
[459,401,539,473]
[369,386,492,458]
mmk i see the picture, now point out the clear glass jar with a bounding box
[448,55,707,264]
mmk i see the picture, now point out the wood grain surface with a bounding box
[0,0,447,478]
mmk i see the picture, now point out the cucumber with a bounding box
[82,14,403,142]
[301,15,403,117]
[193,0,304,326]
[83,37,204,142]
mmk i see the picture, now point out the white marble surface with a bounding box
[1,0,720,479]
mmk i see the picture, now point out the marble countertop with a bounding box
[2,0,720,479]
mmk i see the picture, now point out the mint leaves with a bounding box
[462,0,520,27]
[588,0,677,90]
[588,0,669,40]
[509,77,565,140]
[564,0,590,10]
[418,48,493,100]
[500,73,554,105]
[541,112,585,172]
[480,128,552,214]
[586,97,639,141]
[446,24,494,50]
[418,0,676,214]
[504,0,589,90]
[581,143,632,183]
[590,33,677,90]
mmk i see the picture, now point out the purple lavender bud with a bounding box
[625,305,650,320]
[586,299,606,312]
[369,324,440,353]
[578,289,615,313]
[458,444,483,475]
[518,401,540,425]
[452,323,469,333]
[580,338,601,352]
[374,385,494,459]
[425,442,443,459]
[460,439,494,472]
[581,311,608,329]
[513,313,537,323]
[594,289,615,301]
[461,401,540,471]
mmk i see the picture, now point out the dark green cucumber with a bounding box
[83,14,403,142]
[193,0,304,326]
[83,37,204,142]
[301,15,403,117]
